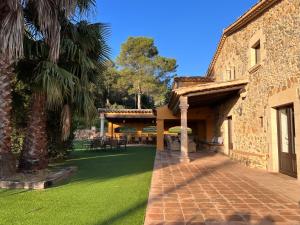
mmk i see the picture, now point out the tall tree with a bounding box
[101,61,120,107]
[18,19,110,170]
[116,37,177,109]
[0,0,83,177]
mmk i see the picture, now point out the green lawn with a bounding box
[0,147,156,225]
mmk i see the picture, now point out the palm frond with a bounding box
[73,78,97,123]
[32,0,80,62]
[23,34,48,59]
[34,60,78,109]
[60,38,97,73]
[0,0,24,60]
[62,20,111,63]
[76,0,95,14]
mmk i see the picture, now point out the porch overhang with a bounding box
[98,108,156,122]
[168,79,249,114]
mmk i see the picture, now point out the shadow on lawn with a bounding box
[64,147,156,185]
[93,153,278,225]
[0,147,155,196]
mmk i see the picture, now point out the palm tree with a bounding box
[0,0,91,176]
[18,20,110,170]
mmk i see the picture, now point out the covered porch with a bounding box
[98,109,157,144]
[156,79,248,161]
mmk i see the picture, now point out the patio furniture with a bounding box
[148,136,153,144]
[109,138,127,150]
[142,126,157,133]
[118,138,127,150]
[90,138,106,150]
[134,136,140,144]
[165,135,180,151]
[168,126,192,134]
[188,136,197,152]
[202,137,223,152]
[141,136,147,144]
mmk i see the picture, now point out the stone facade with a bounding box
[210,0,300,169]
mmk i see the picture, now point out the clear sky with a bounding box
[92,0,258,76]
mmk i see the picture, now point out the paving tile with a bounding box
[164,213,185,222]
[144,151,300,225]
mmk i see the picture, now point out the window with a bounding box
[249,30,265,71]
[254,41,261,64]
[224,67,236,81]
[251,40,261,66]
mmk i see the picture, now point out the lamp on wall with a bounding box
[239,88,247,100]
[123,120,126,124]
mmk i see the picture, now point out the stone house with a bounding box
[156,0,300,180]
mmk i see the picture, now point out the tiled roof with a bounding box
[168,79,249,110]
[174,76,214,82]
[173,79,249,96]
[98,108,154,114]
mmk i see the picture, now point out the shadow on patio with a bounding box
[93,150,300,225]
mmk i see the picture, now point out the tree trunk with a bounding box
[137,92,141,109]
[0,58,16,178]
[106,98,110,107]
[19,92,48,171]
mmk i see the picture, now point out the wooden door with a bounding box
[277,105,297,178]
[228,116,233,150]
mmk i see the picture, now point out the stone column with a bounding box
[179,96,190,162]
[100,113,105,137]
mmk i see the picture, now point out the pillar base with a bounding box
[180,152,191,163]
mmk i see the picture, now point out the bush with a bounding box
[47,110,75,160]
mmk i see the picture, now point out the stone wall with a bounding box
[210,0,300,168]
[74,129,99,140]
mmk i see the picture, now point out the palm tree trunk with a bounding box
[19,92,48,171]
[0,59,16,178]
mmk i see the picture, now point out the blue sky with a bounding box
[92,0,257,76]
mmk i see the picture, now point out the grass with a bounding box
[0,147,156,225]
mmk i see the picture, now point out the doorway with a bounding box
[277,105,297,178]
[227,116,233,151]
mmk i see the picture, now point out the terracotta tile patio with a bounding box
[144,151,300,225]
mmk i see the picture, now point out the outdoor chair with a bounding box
[141,136,147,144]
[131,136,135,144]
[165,135,180,151]
[108,138,127,150]
[134,137,140,144]
[202,137,223,152]
[90,138,106,150]
[118,138,127,150]
[148,136,153,144]
[188,136,197,153]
